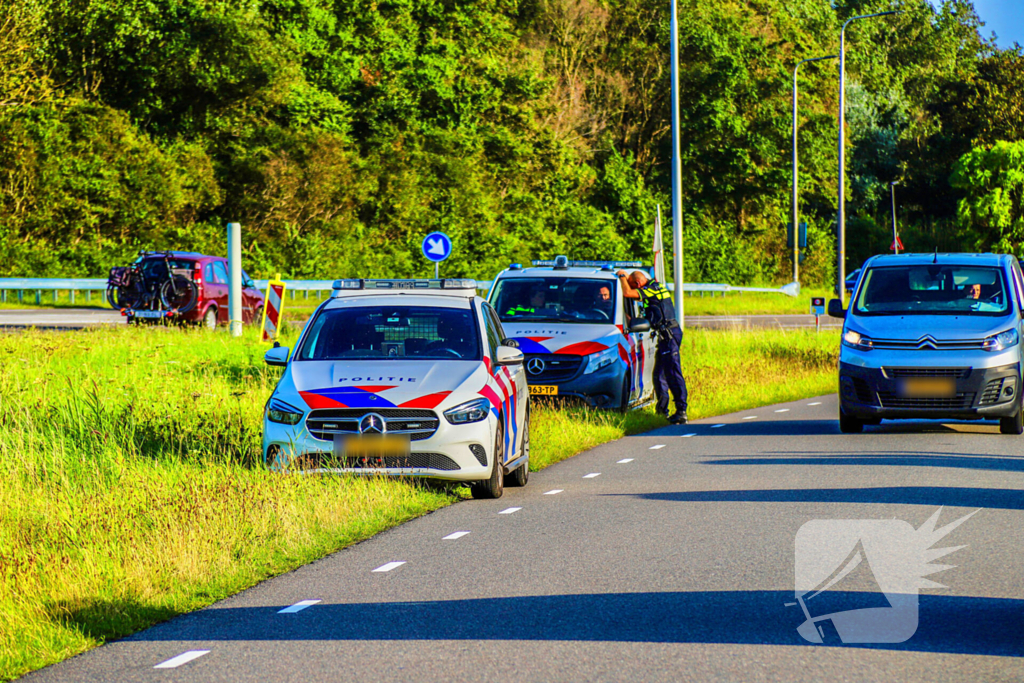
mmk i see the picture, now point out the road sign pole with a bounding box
[227,221,242,338]
[435,261,439,279]
[670,0,684,335]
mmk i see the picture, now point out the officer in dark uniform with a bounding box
[616,269,688,423]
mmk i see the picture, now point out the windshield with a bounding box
[491,277,616,324]
[296,305,481,360]
[853,265,1011,316]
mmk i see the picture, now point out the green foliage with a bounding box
[0,0,1020,283]
[950,140,1024,255]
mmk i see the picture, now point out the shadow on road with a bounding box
[703,452,1024,473]
[647,420,998,438]
[125,591,1024,657]
[614,486,1024,510]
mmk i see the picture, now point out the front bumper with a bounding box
[839,361,1021,420]
[262,412,496,481]
[526,359,624,409]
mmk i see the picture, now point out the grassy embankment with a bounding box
[0,325,838,680]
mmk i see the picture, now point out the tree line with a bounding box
[0,0,1021,285]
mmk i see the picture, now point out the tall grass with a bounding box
[0,325,837,680]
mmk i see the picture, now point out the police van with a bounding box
[488,256,657,411]
[261,278,529,499]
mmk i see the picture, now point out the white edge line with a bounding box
[372,561,406,573]
[442,531,470,540]
[617,458,634,464]
[277,599,321,614]
[498,507,522,514]
[583,473,601,478]
[649,444,666,450]
[543,489,563,495]
[154,650,210,669]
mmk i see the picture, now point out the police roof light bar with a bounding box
[529,260,646,268]
[331,278,477,294]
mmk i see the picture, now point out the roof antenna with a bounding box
[933,247,938,263]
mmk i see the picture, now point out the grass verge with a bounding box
[0,325,837,680]
[681,286,834,316]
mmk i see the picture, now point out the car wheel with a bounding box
[508,408,530,487]
[838,407,863,434]
[1000,399,1024,435]
[618,372,632,413]
[202,307,217,330]
[471,421,505,499]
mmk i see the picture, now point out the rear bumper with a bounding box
[839,361,1021,420]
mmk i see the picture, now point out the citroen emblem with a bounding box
[359,413,386,434]
[526,358,546,376]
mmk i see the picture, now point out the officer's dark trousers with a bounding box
[654,326,687,413]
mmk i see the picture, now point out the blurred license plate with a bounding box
[335,435,410,461]
[901,378,956,398]
[133,310,164,319]
[530,385,558,396]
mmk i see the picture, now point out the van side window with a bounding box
[1012,263,1024,311]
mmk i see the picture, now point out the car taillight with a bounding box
[194,263,204,299]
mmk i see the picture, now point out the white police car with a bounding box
[262,278,529,499]
[488,257,657,411]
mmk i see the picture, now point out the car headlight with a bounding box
[444,398,492,424]
[842,329,874,351]
[982,329,1019,353]
[584,347,619,375]
[266,398,304,425]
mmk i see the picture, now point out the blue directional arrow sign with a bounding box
[421,232,452,263]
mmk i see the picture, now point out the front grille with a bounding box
[295,452,460,471]
[877,393,975,410]
[852,377,874,403]
[525,354,583,382]
[306,408,439,442]
[469,444,487,467]
[883,367,970,379]
[870,338,986,351]
[980,378,1006,405]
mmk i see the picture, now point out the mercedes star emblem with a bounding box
[359,413,386,434]
[526,358,545,376]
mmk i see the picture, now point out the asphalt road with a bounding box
[0,308,842,330]
[23,395,1024,682]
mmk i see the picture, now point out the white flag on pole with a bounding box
[653,205,666,284]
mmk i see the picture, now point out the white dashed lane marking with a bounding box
[583,473,602,479]
[278,600,320,614]
[155,651,210,669]
[617,458,634,464]
[543,489,563,495]
[498,507,522,514]
[372,561,406,573]
[681,433,696,438]
[742,415,759,420]
[774,408,790,413]
[711,424,726,429]
[808,401,822,406]
[442,531,470,540]
[649,444,665,450]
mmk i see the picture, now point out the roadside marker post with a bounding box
[262,274,286,343]
[810,296,825,333]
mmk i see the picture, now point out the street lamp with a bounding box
[837,10,902,302]
[792,54,837,288]
[670,0,684,332]
[890,181,899,255]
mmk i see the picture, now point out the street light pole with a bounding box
[838,10,901,304]
[890,181,899,255]
[792,54,837,289]
[670,0,684,334]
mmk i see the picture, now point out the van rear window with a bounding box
[853,265,1010,316]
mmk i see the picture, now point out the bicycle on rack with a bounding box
[107,251,198,319]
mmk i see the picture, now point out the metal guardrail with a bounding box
[0,277,799,305]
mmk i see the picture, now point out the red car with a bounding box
[114,251,265,329]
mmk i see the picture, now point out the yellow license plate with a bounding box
[337,435,410,460]
[530,385,558,396]
[901,378,956,398]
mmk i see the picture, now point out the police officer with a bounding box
[505,289,546,316]
[616,269,688,424]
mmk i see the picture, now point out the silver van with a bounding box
[829,253,1024,434]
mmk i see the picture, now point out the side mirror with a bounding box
[264,346,290,367]
[501,338,520,349]
[827,299,846,319]
[628,318,651,333]
[495,345,524,366]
